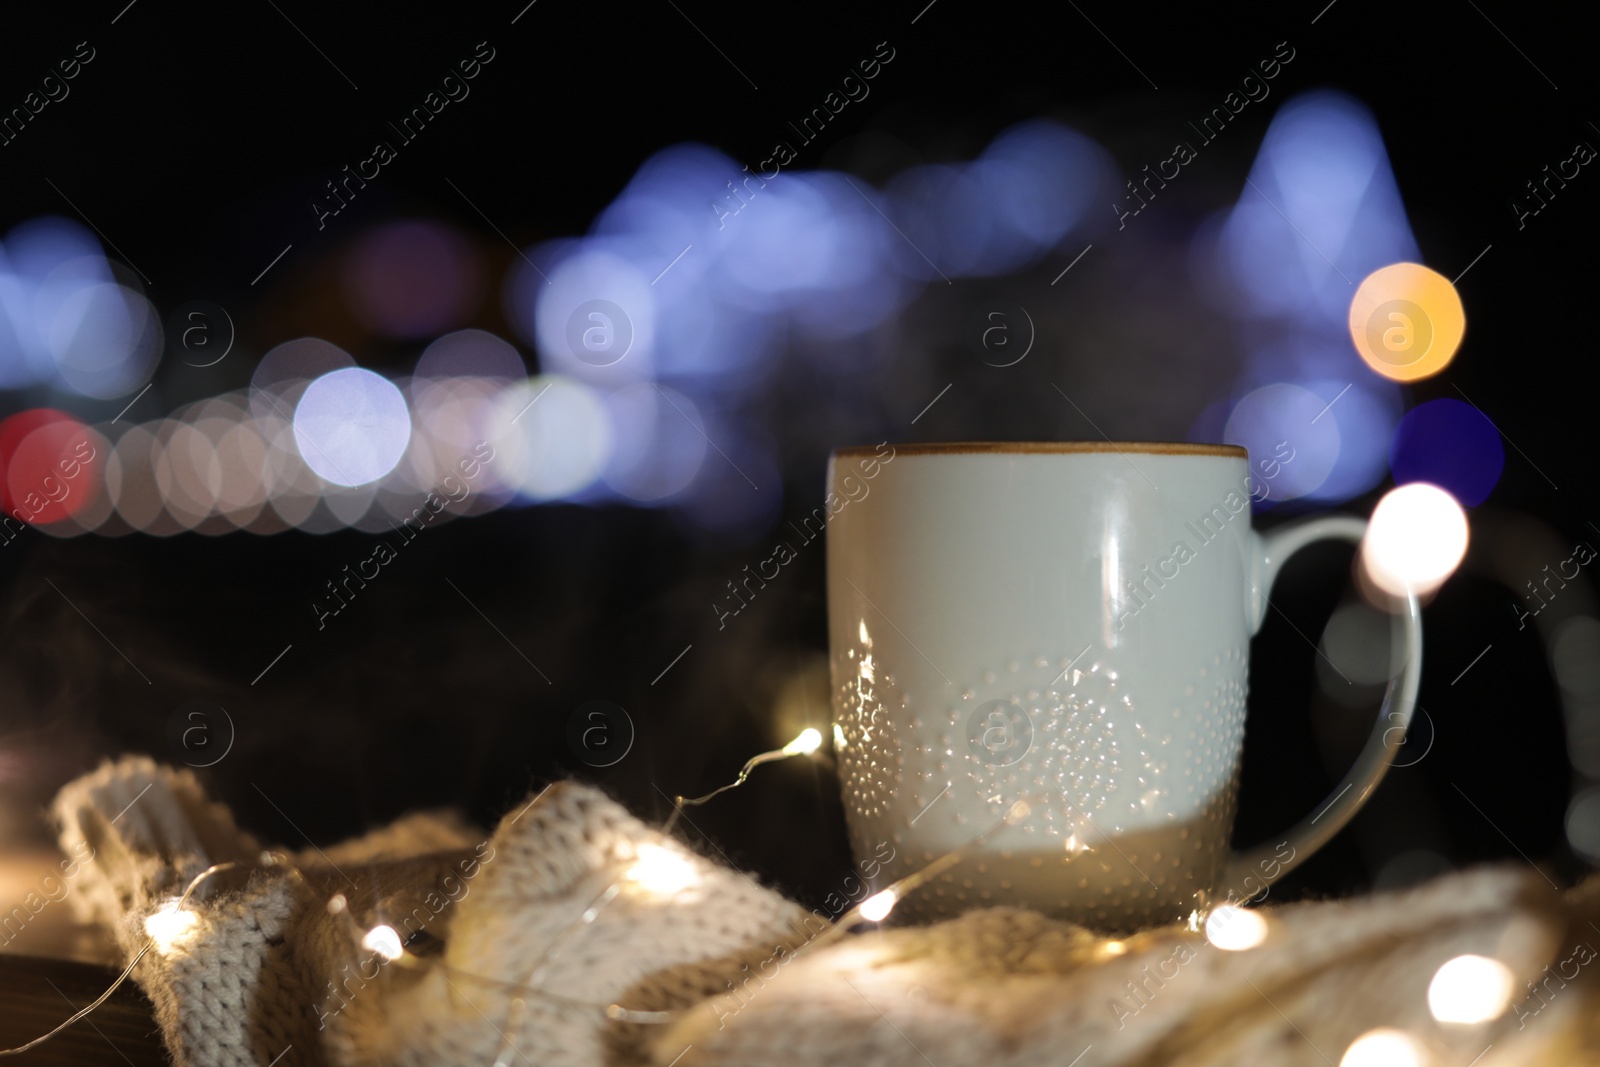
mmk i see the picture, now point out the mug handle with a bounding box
[1219,515,1424,900]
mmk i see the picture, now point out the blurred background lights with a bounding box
[0,216,115,390]
[527,245,654,382]
[1218,92,1419,324]
[48,282,162,399]
[1223,382,1339,501]
[344,220,485,340]
[600,382,707,503]
[1339,1028,1425,1067]
[1565,785,1600,864]
[491,376,612,501]
[1427,954,1515,1024]
[1317,601,1401,704]
[1362,483,1469,596]
[293,367,413,487]
[1552,616,1600,697]
[1349,263,1465,382]
[1389,399,1504,507]
[414,328,526,381]
[0,410,103,526]
[1204,905,1268,950]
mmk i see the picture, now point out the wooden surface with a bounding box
[1,848,166,1064]
[0,954,166,1065]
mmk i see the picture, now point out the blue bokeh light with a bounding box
[1390,398,1505,506]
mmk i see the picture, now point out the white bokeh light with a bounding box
[1427,954,1514,1024]
[490,376,612,501]
[1362,483,1469,596]
[292,367,413,487]
[1339,1028,1424,1067]
[1205,905,1268,951]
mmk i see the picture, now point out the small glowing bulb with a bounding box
[1102,940,1127,956]
[1427,954,1515,1024]
[362,924,404,961]
[858,620,871,646]
[833,723,847,750]
[1362,483,1468,596]
[626,843,699,896]
[326,894,348,915]
[1205,905,1268,951]
[859,889,898,922]
[784,728,823,756]
[1339,1028,1425,1067]
[144,900,200,955]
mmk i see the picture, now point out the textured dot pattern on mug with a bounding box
[952,658,1125,836]
[881,647,1249,929]
[836,629,904,822]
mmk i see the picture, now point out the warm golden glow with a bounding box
[1362,483,1469,596]
[625,843,699,897]
[1349,262,1465,382]
[1102,940,1127,957]
[859,889,898,922]
[144,900,201,955]
[783,727,823,756]
[833,722,847,750]
[858,619,871,647]
[362,924,404,962]
[1204,905,1268,951]
[1339,1028,1424,1067]
[1427,954,1514,1024]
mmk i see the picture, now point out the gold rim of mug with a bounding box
[831,441,1248,458]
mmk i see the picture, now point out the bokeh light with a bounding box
[48,282,163,399]
[0,410,104,525]
[1362,483,1469,596]
[1389,398,1504,507]
[1223,382,1339,501]
[1565,785,1600,864]
[1339,1028,1424,1067]
[490,376,612,501]
[1427,954,1515,1024]
[600,382,707,503]
[625,843,699,897]
[1217,92,1419,324]
[1204,905,1268,950]
[1349,263,1465,382]
[414,328,526,381]
[293,367,413,487]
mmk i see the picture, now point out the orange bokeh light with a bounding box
[1348,262,1465,382]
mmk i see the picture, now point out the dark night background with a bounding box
[0,0,1595,923]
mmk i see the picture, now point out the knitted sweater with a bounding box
[50,758,1600,1066]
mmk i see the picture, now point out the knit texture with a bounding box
[52,758,1600,1067]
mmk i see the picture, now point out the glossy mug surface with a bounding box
[825,442,1420,931]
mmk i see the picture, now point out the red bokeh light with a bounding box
[0,409,105,526]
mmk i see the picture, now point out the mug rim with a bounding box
[832,440,1247,458]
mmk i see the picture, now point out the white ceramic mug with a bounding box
[826,442,1421,930]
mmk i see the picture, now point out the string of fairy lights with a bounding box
[0,728,1549,1066]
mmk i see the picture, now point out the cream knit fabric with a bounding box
[51,758,1600,1067]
